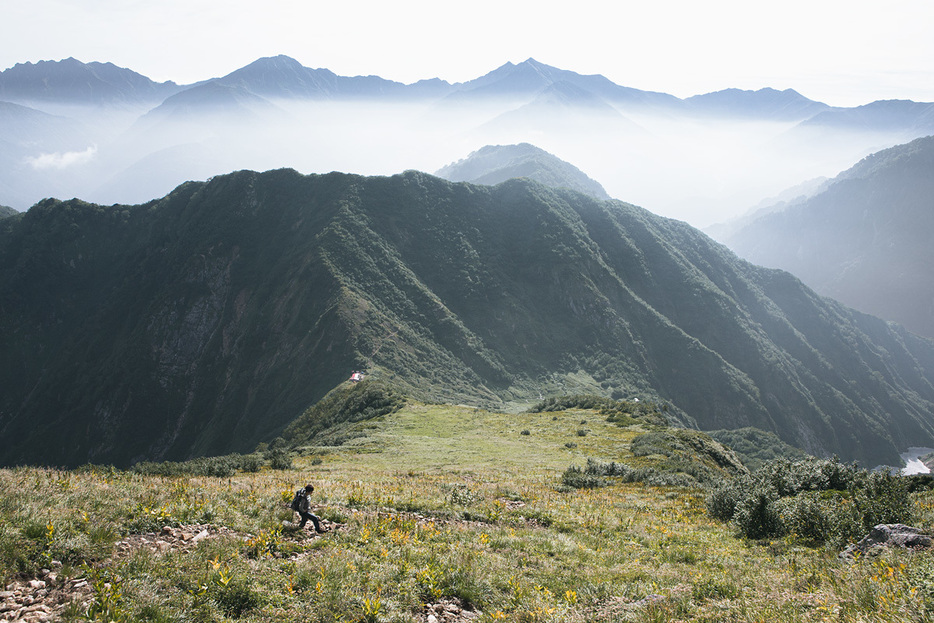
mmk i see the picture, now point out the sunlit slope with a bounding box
[2,168,934,467]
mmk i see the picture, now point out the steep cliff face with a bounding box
[2,169,934,467]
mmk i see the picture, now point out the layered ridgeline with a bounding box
[435,143,610,200]
[717,135,934,340]
[2,169,934,468]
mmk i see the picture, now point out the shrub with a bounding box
[706,457,914,545]
[561,465,604,489]
[528,395,616,413]
[267,449,293,470]
[705,479,745,521]
[732,487,782,540]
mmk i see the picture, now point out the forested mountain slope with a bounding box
[720,135,934,339]
[2,170,933,467]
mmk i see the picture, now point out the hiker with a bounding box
[291,484,327,533]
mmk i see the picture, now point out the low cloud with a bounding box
[25,145,97,170]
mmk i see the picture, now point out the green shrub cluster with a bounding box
[562,429,748,490]
[706,457,913,546]
[284,379,405,446]
[528,394,618,413]
[131,453,263,477]
[602,400,669,427]
[527,394,669,427]
[562,457,703,489]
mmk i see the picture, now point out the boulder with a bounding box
[840,524,933,558]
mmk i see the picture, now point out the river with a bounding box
[900,447,934,475]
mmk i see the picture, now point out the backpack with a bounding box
[290,489,305,512]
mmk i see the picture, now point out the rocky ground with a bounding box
[1,524,251,622]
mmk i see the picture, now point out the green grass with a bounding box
[3,403,934,622]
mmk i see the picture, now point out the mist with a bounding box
[1,92,927,229]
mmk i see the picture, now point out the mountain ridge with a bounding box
[0,57,182,105]
[718,135,934,340]
[435,143,610,199]
[2,169,933,468]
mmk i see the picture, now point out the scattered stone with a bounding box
[840,523,934,558]
[418,598,477,623]
[628,594,665,608]
[0,523,243,622]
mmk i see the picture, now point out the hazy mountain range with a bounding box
[714,135,934,340]
[2,170,934,469]
[3,56,934,225]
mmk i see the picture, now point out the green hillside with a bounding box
[1,403,932,622]
[2,169,934,467]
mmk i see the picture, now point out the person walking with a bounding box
[291,484,327,533]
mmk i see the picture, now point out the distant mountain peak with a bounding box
[686,87,828,120]
[0,57,181,105]
[436,142,610,199]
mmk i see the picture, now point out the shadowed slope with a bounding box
[1,169,933,467]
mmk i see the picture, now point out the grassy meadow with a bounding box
[2,402,934,622]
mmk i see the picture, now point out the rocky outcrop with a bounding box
[840,524,933,558]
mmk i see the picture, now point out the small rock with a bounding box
[0,591,13,599]
[190,529,210,543]
[629,594,664,608]
[427,615,439,623]
[27,580,46,590]
[23,603,52,613]
[46,573,57,585]
[161,526,176,537]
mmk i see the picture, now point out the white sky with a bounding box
[2,0,934,107]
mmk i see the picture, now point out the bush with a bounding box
[732,487,782,540]
[705,480,744,521]
[706,457,914,546]
[267,449,293,470]
[561,465,604,489]
[528,395,616,413]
